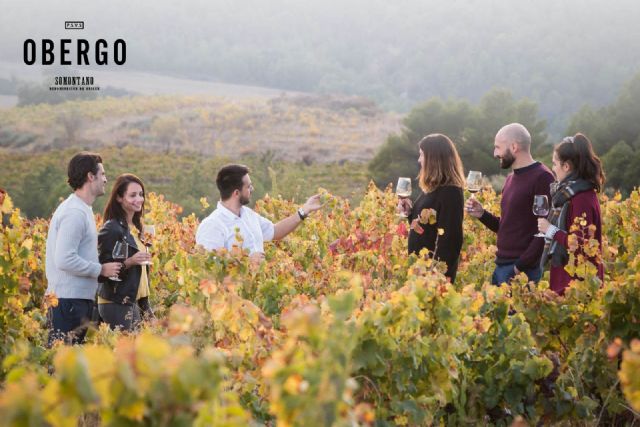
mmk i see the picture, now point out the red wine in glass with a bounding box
[110,240,127,281]
[533,195,550,237]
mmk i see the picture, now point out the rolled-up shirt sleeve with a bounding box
[258,214,275,242]
[196,219,227,251]
[55,209,102,278]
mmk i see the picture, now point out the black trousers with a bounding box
[98,302,142,332]
[47,298,93,346]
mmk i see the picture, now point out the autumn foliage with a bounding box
[1,185,640,426]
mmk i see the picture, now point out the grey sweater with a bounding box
[45,193,102,299]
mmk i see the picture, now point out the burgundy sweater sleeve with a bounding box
[479,210,500,232]
[515,171,555,270]
[553,192,597,248]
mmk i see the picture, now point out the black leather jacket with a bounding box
[97,219,147,306]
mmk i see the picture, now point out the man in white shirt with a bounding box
[196,164,322,262]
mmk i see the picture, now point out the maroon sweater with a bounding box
[550,190,603,295]
[480,162,555,270]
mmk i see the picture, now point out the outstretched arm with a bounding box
[273,194,322,240]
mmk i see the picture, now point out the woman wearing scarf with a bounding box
[537,133,605,295]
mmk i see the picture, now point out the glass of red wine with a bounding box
[466,171,483,198]
[532,195,550,237]
[110,240,127,281]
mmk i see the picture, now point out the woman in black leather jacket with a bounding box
[98,173,153,331]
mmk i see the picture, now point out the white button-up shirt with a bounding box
[195,202,275,254]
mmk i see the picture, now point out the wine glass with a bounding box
[466,171,483,198]
[395,177,412,217]
[532,195,550,237]
[140,225,155,265]
[396,177,412,197]
[110,240,128,281]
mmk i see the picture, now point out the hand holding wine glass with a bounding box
[110,240,128,281]
[140,225,155,265]
[100,262,121,279]
[396,177,412,217]
[465,198,484,218]
[532,195,550,237]
[466,171,483,198]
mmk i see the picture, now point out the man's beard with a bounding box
[240,194,251,205]
[499,149,515,169]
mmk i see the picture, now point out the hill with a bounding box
[0,94,401,163]
[2,0,640,134]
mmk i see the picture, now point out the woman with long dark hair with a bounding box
[398,134,465,282]
[538,133,605,295]
[97,173,153,331]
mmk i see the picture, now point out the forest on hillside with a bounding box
[2,71,640,219]
[1,0,640,133]
[370,73,640,196]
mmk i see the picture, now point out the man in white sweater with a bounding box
[46,152,121,345]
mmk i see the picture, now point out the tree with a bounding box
[13,164,68,218]
[368,134,419,190]
[567,72,640,193]
[17,81,97,106]
[601,141,639,196]
[369,88,547,189]
[151,115,181,153]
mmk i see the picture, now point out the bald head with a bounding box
[496,123,531,151]
[493,123,536,169]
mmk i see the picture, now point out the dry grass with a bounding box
[0,93,402,163]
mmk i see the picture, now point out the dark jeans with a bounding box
[98,303,141,332]
[491,262,542,286]
[47,298,93,346]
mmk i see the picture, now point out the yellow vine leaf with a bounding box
[620,339,640,412]
[119,400,146,421]
[21,238,33,250]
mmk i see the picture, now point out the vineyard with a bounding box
[1,185,640,426]
[0,147,371,219]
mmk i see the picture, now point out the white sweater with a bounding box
[45,194,102,299]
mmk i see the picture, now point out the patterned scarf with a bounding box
[540,174,595,268]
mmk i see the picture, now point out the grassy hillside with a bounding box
[0,93,400,218]
[0,147,372,219]
[0,94,401,163]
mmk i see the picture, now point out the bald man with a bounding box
[466,123,555,286]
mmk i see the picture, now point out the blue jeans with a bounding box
[491,262,542,286]
[47,298,93,346]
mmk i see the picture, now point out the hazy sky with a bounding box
[1,0,639,132]
[2,0,638,69]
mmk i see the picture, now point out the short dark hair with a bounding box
[67,152,103,190]
[216,164,250,200]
